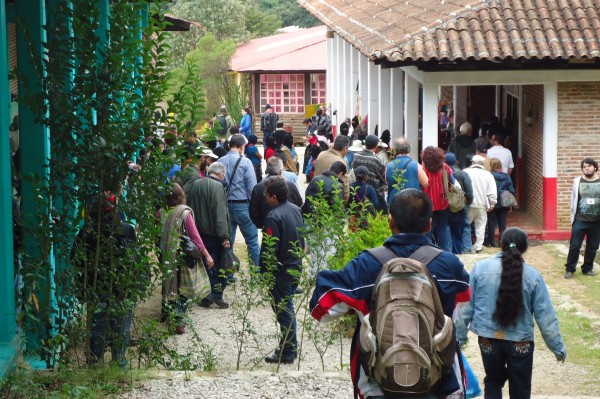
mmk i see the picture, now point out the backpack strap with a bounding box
[367,244,442,267]
[226,155,243,196]
[409,245,443,265]
[366,246,397,265]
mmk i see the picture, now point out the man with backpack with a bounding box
[260,103,278,150]
[310,189,470,398]
[214,105,236,143]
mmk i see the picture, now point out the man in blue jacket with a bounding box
[310,189,470,398]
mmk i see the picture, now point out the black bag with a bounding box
[221,248,240,273]
[181,224,202,268]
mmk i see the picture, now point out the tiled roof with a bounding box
[298,0,600,64]
[231,26,327,72]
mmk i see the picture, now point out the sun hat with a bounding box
[349,140,364,152]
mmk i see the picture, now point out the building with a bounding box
[299,0,600,238]
[230,25,327,141]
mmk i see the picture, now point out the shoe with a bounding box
[583,270,596,277]
[294,287,305,295]
[564,272,574,279]
[475,249,483,254]
[264,353,296,364]
[211,297,230,309]
[198,296,214,308]
[174,325,186,335]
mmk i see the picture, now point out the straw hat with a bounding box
[348,140,364,152]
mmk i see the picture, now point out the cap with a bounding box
[472,155,485,165]
[201,149,219,159]
[445,152,457,166]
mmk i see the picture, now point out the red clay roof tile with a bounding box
[298,0,600,64]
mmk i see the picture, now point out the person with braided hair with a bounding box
[456,227,566,398]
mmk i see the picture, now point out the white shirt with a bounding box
[486,145,514,173]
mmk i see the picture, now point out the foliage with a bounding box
[14,0,206,371]
[167,33,237,123]
[260,0,320,28]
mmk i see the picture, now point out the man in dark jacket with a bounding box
[260,104,278,149]
[260,176,304,364]
[250,157,303,229]
[310,189,470,398]
[302,161,346,215]
[447,122,476,169]
[186,161,231,309]
[446,152,474,254]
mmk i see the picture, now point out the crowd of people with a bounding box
[53,103,590,398]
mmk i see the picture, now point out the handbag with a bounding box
[221,247,240,273]
[443,169,466,213]
[179,257,211,300]
[181,224,203,268]
[460,351,482,398]
[500,190,518,207]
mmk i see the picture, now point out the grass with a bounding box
[0,362,152,399]
[537,244,600,371]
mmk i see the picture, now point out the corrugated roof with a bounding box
[297,0,600,65]
[231,26,327,72]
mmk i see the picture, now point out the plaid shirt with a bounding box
[423,163,454,211]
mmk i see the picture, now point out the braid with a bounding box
[493,246,524,327]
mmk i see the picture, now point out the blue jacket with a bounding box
[491,171,515,209]
[455,254,566,358]
[310,234,470,397]
[240,113,252,137]
[386,155,420,206]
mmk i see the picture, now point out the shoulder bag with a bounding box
[442,168,466,213]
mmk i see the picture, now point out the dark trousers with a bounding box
[270,268,297,358]
[90,305,133,367]
[253,164,262,183]
[426,208,452,252]
[486,207,510,246]
[449,208,468,254]
[479,337,534,399]
[565,219,600,273]
[202,234,228,300]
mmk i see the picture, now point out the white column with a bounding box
[359,54,368,120]
[342,41,352,122]
[390,68,404,140]
[367,62,379,135]
[543,82,558,178]
[378,67,391,136]
[326,32,334,111]
[330,34,339,115]
[422,84,439,149]
[350,45,359,118]
[335,35,343,122]
[405,73,420,160]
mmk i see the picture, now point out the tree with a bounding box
[167,33,237,121]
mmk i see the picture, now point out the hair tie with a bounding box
[509,243,516,248]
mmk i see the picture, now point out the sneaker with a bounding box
[583,270,596,277]
[564,271,574,279]
[264,353,295,364]
[198,296,214,308]
[211,297,230,309]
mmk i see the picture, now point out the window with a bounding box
[259,74,305,113]
[310,73,326,105]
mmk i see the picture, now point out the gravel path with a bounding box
[121,243,599,398]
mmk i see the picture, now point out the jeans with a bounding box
[449,208,468,254]
[270,268,297,358]
[478,337,534,399]
[228,202,260,267]
[462,206,473,253]
[426,208,452,252]
[565,219,600,273]
[203,234,228,300]
[90,304,133,367]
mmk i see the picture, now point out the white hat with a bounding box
[349,140,364,152]
[378,140,388,148]
[202,149,219,159]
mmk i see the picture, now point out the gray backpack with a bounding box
[359,246,456,396]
